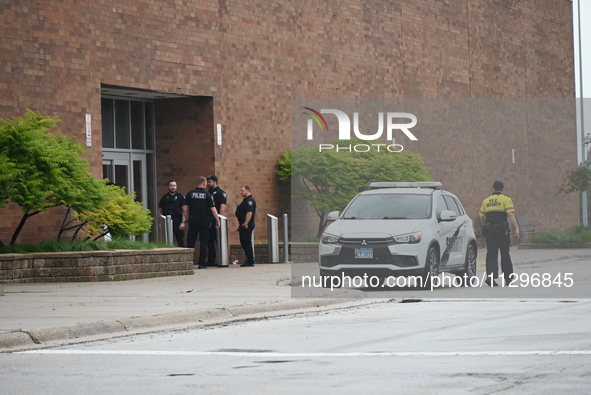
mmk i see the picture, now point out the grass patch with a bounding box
[528,225,591,244]
[295,235,319,242]
[0,238,174,254]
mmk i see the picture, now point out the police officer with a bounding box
[479,180,520,286]
[181,176,220,269]
[206,175,227,267]
[235,185,256,267]
[157,180,185,247]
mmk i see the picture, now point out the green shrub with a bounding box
[528,225,591,244]
[0,238,173,254]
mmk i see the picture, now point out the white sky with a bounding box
[573,0,590,162]
[574,0,590,98]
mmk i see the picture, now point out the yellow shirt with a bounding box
[479,192,515,224]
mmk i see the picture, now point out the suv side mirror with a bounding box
[327,211,340,221]
[439,210,457,222]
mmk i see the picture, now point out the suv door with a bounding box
[441,194,468,268]
[435,194,465,269]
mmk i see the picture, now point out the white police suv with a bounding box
[319,182,478,288]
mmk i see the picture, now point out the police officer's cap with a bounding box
[207,175,218,183]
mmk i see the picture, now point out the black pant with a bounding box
[187,219,211,266]
[172,218,185,247]
[207,227,217,265]
[484,225,513,282]
[239,225,255,264]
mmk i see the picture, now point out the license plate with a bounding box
[355,248,373,259]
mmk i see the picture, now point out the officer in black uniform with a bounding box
[235,185,256,267]
[206,175,227,267]
[479,180,520,286]
[157,180,185,247]
[180,176,220,269]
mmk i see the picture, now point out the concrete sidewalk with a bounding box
[0,262,368,352]
[1,247,590,352]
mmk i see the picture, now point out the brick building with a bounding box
[0,0,579,246]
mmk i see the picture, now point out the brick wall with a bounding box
[0,0,578,247]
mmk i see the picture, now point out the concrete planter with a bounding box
[0,248,194,283]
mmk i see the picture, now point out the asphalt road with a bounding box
[3,298,590,394]
[2,247,591,394]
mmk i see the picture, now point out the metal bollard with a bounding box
[216,215,229,267]
[283,213,292,263]
[267,214,279,263]
[251,229,255,261]
[160,215,173,246]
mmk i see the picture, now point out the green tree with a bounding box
[74,183,152,240]
[559,135,591,195]
[278,140,431,237]
[0,110,107,245]
[559,161,591,195]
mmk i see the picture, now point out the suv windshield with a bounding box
[341,193,432,220]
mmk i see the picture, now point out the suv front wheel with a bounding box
[455,244,477,287]
[420,246,440,290]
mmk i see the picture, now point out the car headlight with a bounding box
[321,233,341,244]
[394,232,422,244]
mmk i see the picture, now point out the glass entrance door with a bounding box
[102,95,156,241]
[131,154,147,207]
[102,153,130,191]
[102,152,149,241]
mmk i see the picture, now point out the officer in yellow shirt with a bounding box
[479,180,520,286]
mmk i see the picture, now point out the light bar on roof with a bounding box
[369,182,442,190]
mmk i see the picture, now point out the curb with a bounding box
[0,297,369,352]
[0,332,32,348]
[27,321,126,344]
